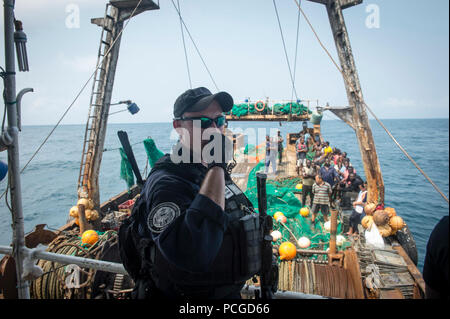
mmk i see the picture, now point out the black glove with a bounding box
[204,132,233,172]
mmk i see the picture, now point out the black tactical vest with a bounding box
[119,156,262,298]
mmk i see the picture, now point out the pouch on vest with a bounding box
[238,213,262,277]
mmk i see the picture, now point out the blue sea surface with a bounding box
[0,119,448,272]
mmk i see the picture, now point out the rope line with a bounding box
[170,0,220,91]
[273,0,299,101]
[292,0,449,204]
[176,0,193,89]
[19,0,145,175]
[291,0,302,101]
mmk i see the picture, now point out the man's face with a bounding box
[173,100,224,152]
[306,160,311,167]
[315,175,322,184]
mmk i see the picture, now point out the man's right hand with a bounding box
[203,131,233,171]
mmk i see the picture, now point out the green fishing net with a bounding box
[227,102,312,117]
[243,157,350,256]
[119,147,134,189]
[143,138,165,168]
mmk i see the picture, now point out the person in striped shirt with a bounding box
[311,174,332,224]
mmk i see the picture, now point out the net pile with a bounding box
[227,102,311,117]
[243,159,349,255]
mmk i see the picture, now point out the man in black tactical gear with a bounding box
[119,87,268,299]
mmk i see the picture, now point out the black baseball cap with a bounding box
[173,87,234,118]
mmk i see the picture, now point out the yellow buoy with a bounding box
[299,207,310,217]
[69,206,79,218]
[295,183,302,190]
[279,242,297,260]
[81,230,99,246]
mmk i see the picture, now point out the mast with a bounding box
[2,0,30,298]
[78,0,159,210]
[307,0,385,204]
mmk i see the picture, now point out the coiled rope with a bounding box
[31,230,118,299]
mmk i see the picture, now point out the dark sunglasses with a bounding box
[175,115,226,129]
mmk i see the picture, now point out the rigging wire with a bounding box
[291,0,302,102]
[170,0,220,91]
[272,0,299,101]
[292,0,449,204]
[18,0,145,176]
[176,0,193,89]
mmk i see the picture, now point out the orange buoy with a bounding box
[299,207,309,217]
[378,224,392,237]
[364,203,376,216]
[273,212,287,224]
[77,198,94,210]
[373,210,389,226]
[389,216,405,232]
[361,215,374,229]
[69,206,79,218]
[384,207,397,218]
[279,242,297,260]
[81,230,99,246]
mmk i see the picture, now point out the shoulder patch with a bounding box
[147,202,181,234]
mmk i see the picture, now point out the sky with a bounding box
[0,0,448,125]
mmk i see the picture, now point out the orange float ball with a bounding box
[279,242,297,260]
[384,207,397,218]
[389,216,405,232]
[273,212,287,224]
[299,207,310,217]
[81,230,99,246]
[361,215,374,229]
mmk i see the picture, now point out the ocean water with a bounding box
[0,118,448,271]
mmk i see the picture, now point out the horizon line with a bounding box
[18,117,450,127]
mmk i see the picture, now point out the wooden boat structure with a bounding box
[0,0,427,299]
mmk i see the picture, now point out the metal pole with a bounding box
[0,245,128,276]
[3,0,30,299]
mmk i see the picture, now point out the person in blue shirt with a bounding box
[319,158,339,188]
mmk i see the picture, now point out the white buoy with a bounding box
[297,236,311,249]
[336,235,346,246]
[270,230,282,242]
[324,221,331,232]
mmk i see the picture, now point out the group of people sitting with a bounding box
[294,130,367,235]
